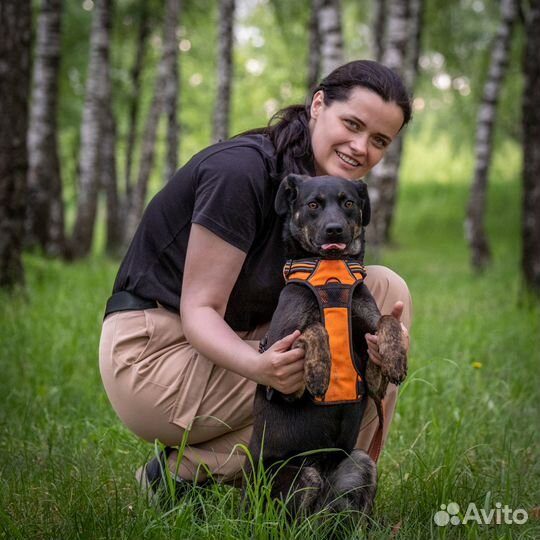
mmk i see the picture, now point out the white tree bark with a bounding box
[465,0,517,271]
[69,0,112,258]
[366,0,417,251]
[317,0,344,78]
[124,0,181,246]
[26,0,64,256]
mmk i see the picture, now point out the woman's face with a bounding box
[309,87,405,180]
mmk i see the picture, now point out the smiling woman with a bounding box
[309,86,405,179]
[98,59,413,501]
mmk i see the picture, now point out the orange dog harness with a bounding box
[283,258,367,404]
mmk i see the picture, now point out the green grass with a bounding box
[1,174,539,539]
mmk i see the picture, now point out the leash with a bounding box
[367,400,385,463]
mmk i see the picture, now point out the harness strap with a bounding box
[284,258,367,405]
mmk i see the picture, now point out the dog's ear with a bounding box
[353,180,371,226]
[275,174,306,216]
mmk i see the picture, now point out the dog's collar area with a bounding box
[283,257,367,284]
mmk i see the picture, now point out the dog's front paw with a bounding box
[294,322,331,398]
[377,315,408,384]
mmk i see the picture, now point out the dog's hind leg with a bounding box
[316,449,377,517]
[271,464,323,517]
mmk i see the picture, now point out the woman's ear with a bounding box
[275,174,305,216]
[310,90,324,119]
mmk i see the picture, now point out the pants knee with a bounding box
[364,265,413,330]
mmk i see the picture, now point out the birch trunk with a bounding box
[522,0,540,295]
[102,83,122,257]
[213,0,235,143]
[0,0,32,287]
[317,0,344,77]
[370,0,386,63]
[26,0,64,256]
[163,0,181,180]
[124,0,181,245]
[125,0,149,200]
[465,0,517,271]
[307,0,321,92]
[366,0,414,250]
[69,0,112,258]
[406,0,423,91]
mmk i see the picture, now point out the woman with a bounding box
[99,60,413,494]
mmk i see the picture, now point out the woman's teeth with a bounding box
[336,150,360,167]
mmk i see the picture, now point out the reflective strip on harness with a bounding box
[283,258,367,404]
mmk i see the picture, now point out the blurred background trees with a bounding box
[0,0,538,295]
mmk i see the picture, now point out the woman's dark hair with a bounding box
[247,60,412,177]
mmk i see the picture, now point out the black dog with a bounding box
[244,173,407,520]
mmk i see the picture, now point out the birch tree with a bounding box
[317,0,344,77]
[124,0,181,245]
[465,0,518,271]
[125,0,149,201]
[163,0,181,181]
[307,0,321,92]
[26,0,64,256]
[69,0,112,258]
[213,0,235,143]
[366,0,422,249]
[0,0,32,287]
[522,0,540,295]
[371,0,387,63]
[102,86,122,256]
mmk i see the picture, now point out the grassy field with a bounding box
[1,172,539,539]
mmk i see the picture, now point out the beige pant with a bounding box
[99,265,412,483]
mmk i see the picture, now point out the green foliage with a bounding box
[50,0,527,214]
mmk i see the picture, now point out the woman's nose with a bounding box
[349,133,368,156]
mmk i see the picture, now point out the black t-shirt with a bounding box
[113,133,286,331]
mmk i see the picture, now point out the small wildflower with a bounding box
[472,361,482,369]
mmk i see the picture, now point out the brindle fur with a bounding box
[244,174,407,520]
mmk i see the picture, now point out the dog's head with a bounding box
[275,173,371,260]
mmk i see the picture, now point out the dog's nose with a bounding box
[325,223,344,237]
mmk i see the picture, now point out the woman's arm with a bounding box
[180,224,305,395]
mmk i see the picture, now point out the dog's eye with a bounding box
[344,200,354,209]
[308,201,319,210]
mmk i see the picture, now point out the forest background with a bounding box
[0,0,539,539]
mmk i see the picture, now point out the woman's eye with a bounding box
[344,119,359,131]
[308,201,319,210]
[373,137,389,149]
[344,200,354,209]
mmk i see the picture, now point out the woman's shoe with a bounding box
[136,446,191,506]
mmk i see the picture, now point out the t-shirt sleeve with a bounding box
[191,144,271,253]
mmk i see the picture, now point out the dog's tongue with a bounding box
[321,243,346,251]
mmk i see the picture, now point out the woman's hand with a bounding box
[365,301,410,367]
[257,330,305,395]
